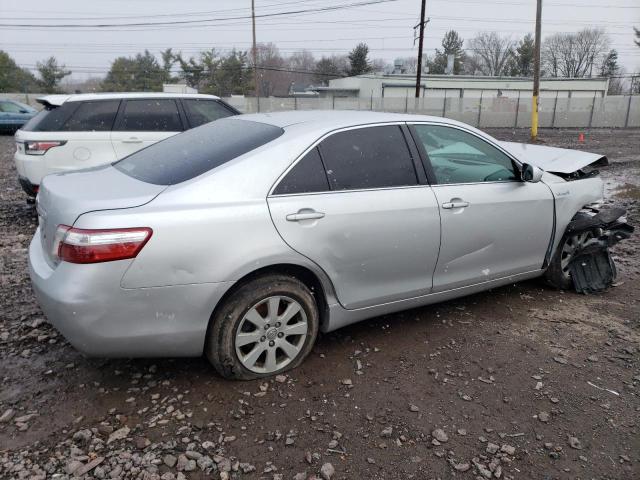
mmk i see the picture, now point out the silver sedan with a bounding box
[29,111,632,379]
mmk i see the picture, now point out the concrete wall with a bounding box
[226,95,640,128]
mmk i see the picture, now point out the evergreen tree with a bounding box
[348,43,372,76]
[36,56,71,93]
[427,30,465,74]
[102,50,164,91]
[514,34,535,76]
[0,50,38,92]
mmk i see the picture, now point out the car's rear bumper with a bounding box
[28,230,233,357]
[18,176,38,197]
[14,150,49,189]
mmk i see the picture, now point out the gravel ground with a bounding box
[1,128,639,480]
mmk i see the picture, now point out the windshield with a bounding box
[113,118,284,185]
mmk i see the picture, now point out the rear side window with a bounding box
[118,99,183,132]
[319,125,417,191]
[273,148,329,195]
[21,103,79,131]
[61,100,120,131]
[183,99,234,127]
[114,119,284,185]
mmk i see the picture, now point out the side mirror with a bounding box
[521,163,544,183]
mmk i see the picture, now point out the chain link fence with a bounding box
[4,92,639,128]
[225,94,640,128]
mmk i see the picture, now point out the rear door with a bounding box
[410,123,554,292]
[268,124,441,310]
[111,98,184,159]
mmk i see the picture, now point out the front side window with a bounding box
[61,100,120,131]
[273,147,329,195]
[183,99,234,127]
[412,124,517,184]
[318,125,417,191]
[118,99,182,132]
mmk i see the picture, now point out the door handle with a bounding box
[442,201,470,209]
[286,210,325,222]
[122,137,142,144]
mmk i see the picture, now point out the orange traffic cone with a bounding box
[578,132,585,143]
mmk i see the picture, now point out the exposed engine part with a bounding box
[564,207,634,294]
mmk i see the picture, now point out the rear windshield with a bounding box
[113,118,284,185]
[21,103,78,131]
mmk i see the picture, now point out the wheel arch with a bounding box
[207,262,333,335]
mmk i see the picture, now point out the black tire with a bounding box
[205,274,319,380]
[544,238,574,290]
[544,212,592,290]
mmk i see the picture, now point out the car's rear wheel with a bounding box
[206,274,319,380]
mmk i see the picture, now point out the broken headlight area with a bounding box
[565,206,634,294]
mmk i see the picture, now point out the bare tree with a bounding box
[286,50,316,90]
[542,28,609,78]
[251,43,289,96]
[465,32,515,76]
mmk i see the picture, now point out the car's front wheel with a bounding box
[545,214,595,290]
[206,274,319,380]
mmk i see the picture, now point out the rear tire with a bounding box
[205,274,319,380]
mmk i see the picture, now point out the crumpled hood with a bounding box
[498,141,608,174]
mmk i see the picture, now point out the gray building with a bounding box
[314,74,610,100]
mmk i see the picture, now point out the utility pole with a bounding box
[415,0,426,98]
[531,0,542,140]
[251,0,260,104]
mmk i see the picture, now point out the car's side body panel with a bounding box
[325,269,543,332]
[430,181,554,291]
[268,185,441,309]
[541,172,604,257]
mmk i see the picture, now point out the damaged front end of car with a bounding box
[500,140,635,294]
[563,206,634,294]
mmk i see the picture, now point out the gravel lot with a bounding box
[1,128,639,480]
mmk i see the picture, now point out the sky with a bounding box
[0,0,638,82]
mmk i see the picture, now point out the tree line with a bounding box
[1,27,638,95]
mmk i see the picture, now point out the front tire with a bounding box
[545,217,595,290]
[206,274,319,380]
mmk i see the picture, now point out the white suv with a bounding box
[14,92,239,196]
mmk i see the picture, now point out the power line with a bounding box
[0,0,399,28]
[0,0,335,21]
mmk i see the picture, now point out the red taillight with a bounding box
[55,225,152,264]
[25,140,67,155]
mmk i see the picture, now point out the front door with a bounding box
[268,125,441,310]
[410,123,554,292]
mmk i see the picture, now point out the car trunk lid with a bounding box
[498,141,608,174]
[37,165,166,266]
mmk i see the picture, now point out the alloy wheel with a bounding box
[560,231,594,278]
[235,295,308,374]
